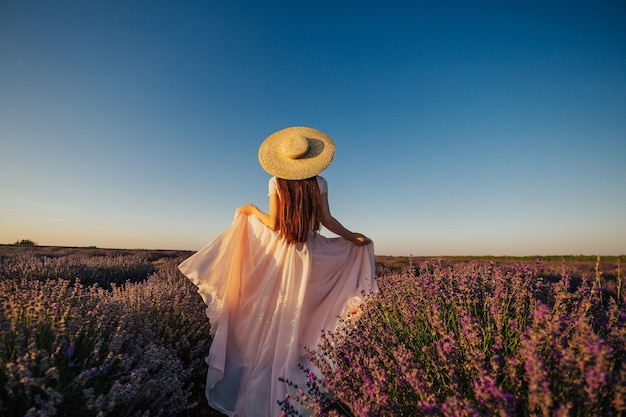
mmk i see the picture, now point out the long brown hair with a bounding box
[276,177,322,243]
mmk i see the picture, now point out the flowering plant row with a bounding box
[1,250,157,289]
[0,250,211,417]
[283,259,626,416]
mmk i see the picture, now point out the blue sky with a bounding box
[1,0,625,256]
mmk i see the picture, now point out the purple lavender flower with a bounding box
[66,343,75,358]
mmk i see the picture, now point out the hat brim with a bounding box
[258,126,335,180]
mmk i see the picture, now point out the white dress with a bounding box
[178,176,377,417]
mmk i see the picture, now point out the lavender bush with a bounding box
[0,250,211,417]
[283,259,626,416]
[0,250,157,289]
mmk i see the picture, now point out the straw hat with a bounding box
[258,126,335,180]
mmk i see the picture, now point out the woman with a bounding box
[178,126,377,417]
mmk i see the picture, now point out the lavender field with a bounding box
[1,246,624,417]
[0,246,211,417]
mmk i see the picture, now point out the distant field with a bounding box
[2,243,623,273]
[2,244,622,296]
[377,254,623,291]
[2,244,621,297]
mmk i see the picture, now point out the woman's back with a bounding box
[272,176,323,243]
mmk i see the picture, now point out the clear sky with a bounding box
[1,0,625,256]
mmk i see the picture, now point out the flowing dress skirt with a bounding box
[178,212,377,417]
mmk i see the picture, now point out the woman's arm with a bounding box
[237,193,280,230]
[319,193,371,246]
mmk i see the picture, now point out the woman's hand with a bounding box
[351,233,372,246]
[237,199,279,230]
[237,204,257,216]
